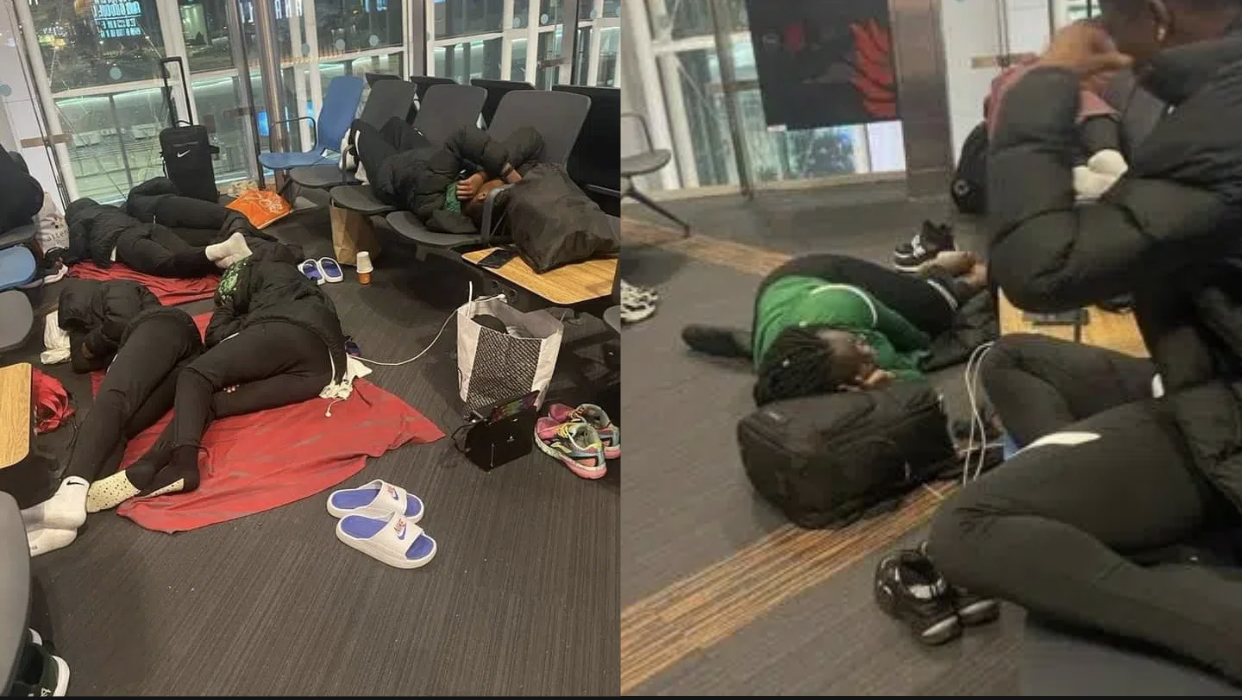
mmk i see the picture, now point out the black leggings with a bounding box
[138,321,333,468]
[928,335,1242,684]
[354,117,434,205]
[758,254,978,338]
[115,225,219,279]
[64,311,203,483]
[980,333,1156,446]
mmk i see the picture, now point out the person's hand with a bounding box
[80,343,94,359]
[1038,21,1132,77]
[456,173,486,199]
[860,369,897,389]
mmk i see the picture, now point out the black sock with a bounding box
[682,325,753,359]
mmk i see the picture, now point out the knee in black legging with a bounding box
[925,486,1005,594]
[93,385,138,419]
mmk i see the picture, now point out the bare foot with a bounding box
[925,250,977,277]
[962,262,989,289]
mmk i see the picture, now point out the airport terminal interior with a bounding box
[7,0,1242,695]
[1,0,620,695]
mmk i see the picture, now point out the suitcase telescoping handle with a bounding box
[158,57,194,128]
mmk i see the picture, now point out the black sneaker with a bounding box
[8,640,69,697]
[893,221,957,273]
[681,325,752,359]
[918,541,1001,626]
[874,549,962,645]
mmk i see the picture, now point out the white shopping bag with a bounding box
[456,294,564,414]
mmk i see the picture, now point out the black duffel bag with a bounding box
[737,380,958,529]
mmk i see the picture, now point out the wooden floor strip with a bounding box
[620,487,951,694]
[623,218,792,276]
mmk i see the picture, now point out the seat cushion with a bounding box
[289,164,358,189]
[386,211,483,248]
[0,225,36,251]
[330,185,395,215]
[621,149,672,177]
[0,247,36,292]
[0,290,33,352]
[1023,615,1242,696]
[259,151,336,171]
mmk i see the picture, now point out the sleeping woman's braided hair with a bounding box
[754,325,858,406]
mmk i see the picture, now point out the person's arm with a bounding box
[68,329,108,373]
[204,269,250,347]
[871,295,932,352]
[988,66,1231,313]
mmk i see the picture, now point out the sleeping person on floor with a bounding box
[83,252,353,512]
[23,253,353,555]
[64,177,298,279]
[681,253,992,404]
[347,119,542,234]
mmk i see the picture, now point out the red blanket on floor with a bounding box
[91,314,445,533]
[69,262,218,305]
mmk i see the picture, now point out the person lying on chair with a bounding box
[351,119,543,234]
[682,252,991,405]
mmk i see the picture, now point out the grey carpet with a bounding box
[6,208,619,696]
[621,191,1017,695]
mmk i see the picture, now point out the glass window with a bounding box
[655,0,746,40]
[434,0,505,40]
[602,0,619,18]
[31,0,167,91]
[54,87,169,203]
[315,0,403,54]
[512,0,530,28]
[573,27,591,85]
[535,28,561,88]
[438,39,503,83]
[510,38,529,83]
[179,0,241,73]
[596,26,618,86]
[670,43,863,188]
[539,0,564,27]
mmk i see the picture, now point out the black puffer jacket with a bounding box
[64,198,140,268]
[378,124,545,234]
[204,259,347,382]
[987,34,1242,510]
[58,278,161,372]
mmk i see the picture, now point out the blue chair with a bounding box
[258,75,365,174]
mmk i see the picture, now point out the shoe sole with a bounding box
[958,598,1001,627]
[874,578,961,646]
[533,431,607,480]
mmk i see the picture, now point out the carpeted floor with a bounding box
[620,189,1020,696]
[6,206,619,696]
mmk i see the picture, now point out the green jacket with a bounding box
[753,275,931,380]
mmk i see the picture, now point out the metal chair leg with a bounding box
[625,186,691,237]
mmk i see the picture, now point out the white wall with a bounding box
[938,0,1052,161]
[0,3,64,213]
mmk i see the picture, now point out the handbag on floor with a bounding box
[737,380,958,529]
[456,294,563,415]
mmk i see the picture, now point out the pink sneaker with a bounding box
[546,403,620,459]
[534,419,608,479]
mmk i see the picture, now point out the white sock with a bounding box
[26,477,89,531]
[27,526,77,557]
[1088,149,1128,178]
[212,232,253,269]
[1073,165,1119,201]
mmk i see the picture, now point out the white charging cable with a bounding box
[961,340,996,484]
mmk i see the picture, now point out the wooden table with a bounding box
[0,363,32,471]
[998,293,1148,358]
[462,248,617,307]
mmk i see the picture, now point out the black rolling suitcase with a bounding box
[737,380,958,529]
[158,57,219,202]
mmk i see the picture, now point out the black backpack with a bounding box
[737,381,958,529]
[951,122,989,216]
